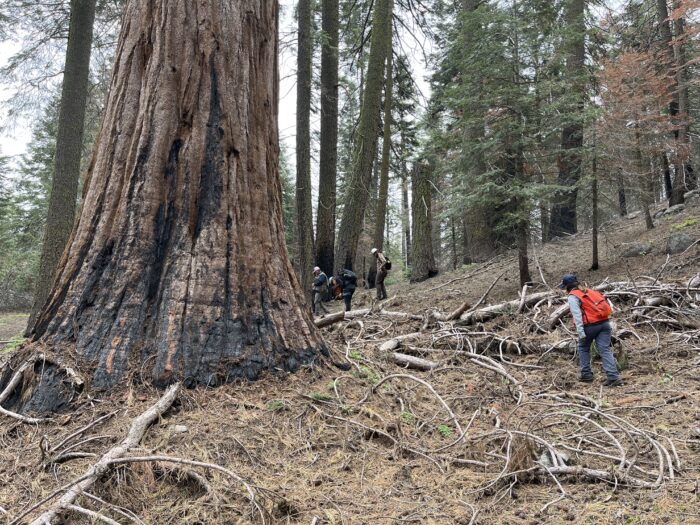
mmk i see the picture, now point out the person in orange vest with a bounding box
[560,274,622,387]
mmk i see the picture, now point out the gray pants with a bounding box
[578,320,619,380]
[313,291,329,315]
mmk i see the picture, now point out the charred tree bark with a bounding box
[296,0,315,301]
[410,161,437,283]
[550,0,585,238]
[335,0,392,273]
[28,0,98,332]
[314,0,339,277]
[28,1,326,391]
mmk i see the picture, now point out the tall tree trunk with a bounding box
[673,6,692,198]
[591,148,599,271]
[635,127,655,230]
[295,0,314,301]
[662,153,673,199]
[401,165,411,267]
[368,41,394,287]
[617,166,627,216]
[550,0,585,238]
[28,0,98,332]
[28,0,326,391]
[657,0,686,205]
[410,161,437,282]
[314,0,339,277]
[335,0,392,273]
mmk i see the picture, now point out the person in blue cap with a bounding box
[560,274,622,387]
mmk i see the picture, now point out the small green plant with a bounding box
[437,424,452,438]
[1,336,26,352]
[672,218,698,230]
[310,392,333,402]
[400,411,415,425]
[266,399,286,412]
[349,350,362,360]
[326,381,336,391]
[659,373,673,385]
[352,365,380,384]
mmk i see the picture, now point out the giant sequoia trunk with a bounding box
[411,162,437,283]
[28,0,326,389]
[29,0,97,331]
[314,0,340,277]
[550,0,585,238]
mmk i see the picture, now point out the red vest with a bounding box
[569,288,612,325]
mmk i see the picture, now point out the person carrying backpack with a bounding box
[336,269,357,312]
[371,248,390,300]
[312,266,330,316]
[560,274,622,387]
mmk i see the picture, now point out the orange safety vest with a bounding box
[569,288,612,325]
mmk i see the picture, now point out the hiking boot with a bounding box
[603,378,623,387]
[578,376,594,383]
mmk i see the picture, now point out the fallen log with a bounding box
[378,332,423,352]
[314,311,346,328]
[392,352,438,371]
[459,291,555,324]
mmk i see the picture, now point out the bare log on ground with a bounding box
[21,383,181,525]
[392,352,438,371]
[459,291,555,324]
[378,332,423,352]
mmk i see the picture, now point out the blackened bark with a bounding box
[550,0,585,238]
[335,0,392,273]
[661,154,673,199]
[315,0,339,277]
[411,162,437,283]
[296,0,315,301]
[28,0,98,332]
[29,1,326,390]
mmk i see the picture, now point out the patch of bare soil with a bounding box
[1,207,699,525]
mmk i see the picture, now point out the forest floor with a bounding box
[0,312,28,350]
[1,202,699,525]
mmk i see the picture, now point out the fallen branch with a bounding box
[21,383,181,525]
[392,352,438,371]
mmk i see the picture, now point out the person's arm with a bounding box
[568,295,586,339]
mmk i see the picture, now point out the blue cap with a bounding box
[559,274,578,289]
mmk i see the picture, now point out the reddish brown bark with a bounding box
[29,0,326,389]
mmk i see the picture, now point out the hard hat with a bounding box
[371,248,378,254]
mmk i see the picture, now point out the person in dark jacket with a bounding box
[312,266,330,316]
[335,269,357,312]
[561,274,622,387]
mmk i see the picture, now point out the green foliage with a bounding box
[349,350,363,360]
[0,97,58,310]
[352,365,381,384]
[310,392,333,402]
[672,218,698,230]
[400,411,415,425]
[437,424,452,438]
[266,399,286,412]
[0,336,26,352]
[659,373,673,385]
